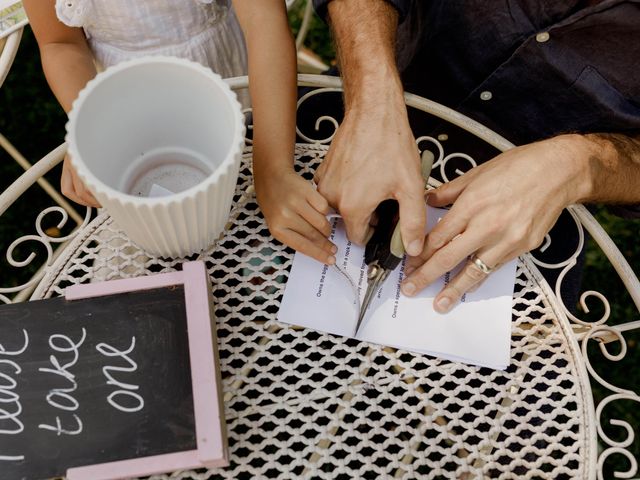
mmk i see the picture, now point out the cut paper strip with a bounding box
[149,183,175,198]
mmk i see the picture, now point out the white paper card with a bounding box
[149,183,174,198]
[278,207,517,370]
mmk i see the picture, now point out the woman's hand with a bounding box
[255,168,337,265]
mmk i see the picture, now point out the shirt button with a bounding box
[480,91,492,101]
[536,32,550,43]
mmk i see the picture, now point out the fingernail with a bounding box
[402,282,416,297]
[327,256,336,265]
[435,296,451,313]
[407,239,422,256]
[331,245,338,254]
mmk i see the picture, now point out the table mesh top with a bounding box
[37,145,592,479]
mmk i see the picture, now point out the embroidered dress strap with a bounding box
[55,0,90,27]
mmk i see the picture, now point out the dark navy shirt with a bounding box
[313,0,640,216]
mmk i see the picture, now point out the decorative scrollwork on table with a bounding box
[0,206,92,304]
[527,187,640,479]
[295,87,342,145]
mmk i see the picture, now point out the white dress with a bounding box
[55,0,248,83]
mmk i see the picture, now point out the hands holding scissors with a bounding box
[314,0,639,315]
[315,107,592,313]
[314,101,427,256]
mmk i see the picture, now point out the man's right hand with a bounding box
[314,101,426,256]
[317,0,426,255]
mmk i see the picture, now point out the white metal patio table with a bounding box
[2,75,639,480]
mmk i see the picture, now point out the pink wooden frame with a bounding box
[64,261,227,480]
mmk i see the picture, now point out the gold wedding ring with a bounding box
[471,254,493,274]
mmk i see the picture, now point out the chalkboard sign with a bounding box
[0,261,227,480]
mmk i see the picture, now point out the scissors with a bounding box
[354,150,434,336]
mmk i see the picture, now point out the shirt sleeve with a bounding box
[608,204,640,219]
[313,0,413,23]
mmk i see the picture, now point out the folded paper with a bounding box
[278,207,517,370]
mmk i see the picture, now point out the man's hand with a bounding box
[314,103,426,255]
[401,135,593,312]
[318,0,426,256]
[61,153,100,207]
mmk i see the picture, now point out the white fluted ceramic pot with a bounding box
[66,56,245,257]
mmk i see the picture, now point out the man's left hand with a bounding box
[401,135,591,312]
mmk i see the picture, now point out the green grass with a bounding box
[289,1,336,66]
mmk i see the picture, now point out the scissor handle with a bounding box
[364,200,403,271]
[364,150,434,270]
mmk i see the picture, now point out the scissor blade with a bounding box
[355,282,378,335]
[354,269,390,336]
